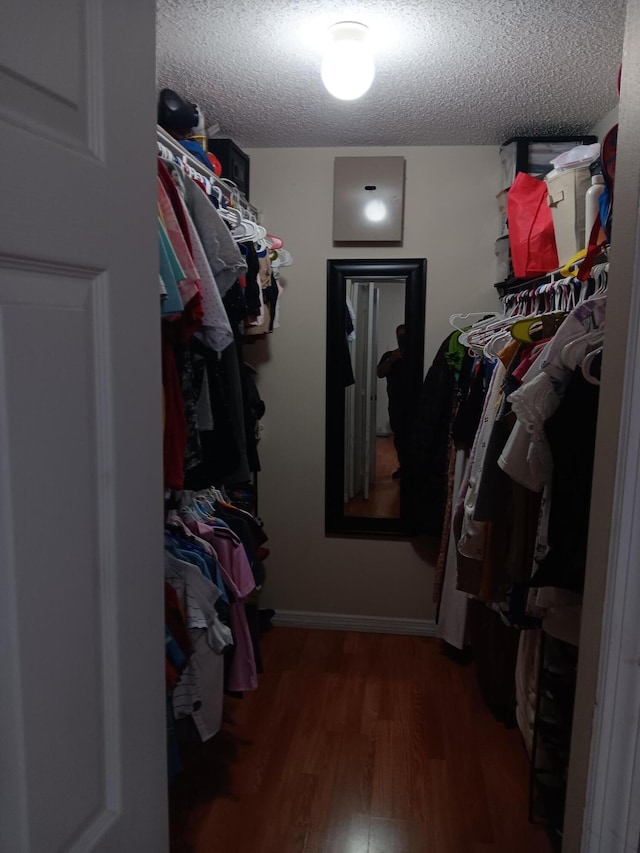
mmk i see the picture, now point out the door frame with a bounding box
[564,1,640,849]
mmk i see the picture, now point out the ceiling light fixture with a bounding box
[321,22,375,101]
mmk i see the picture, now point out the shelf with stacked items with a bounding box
[493,135,598,290]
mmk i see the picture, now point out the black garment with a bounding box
[175,343,203,473]
[183,339,241,489]
[264,273,279,332]
[468,599,519,726]
[328,320,356,388]
[378,350,408,408]
[379,349,410,469]
[531,370,600,593]
[346,307,354,339]
[243,242,261,317]
[220,334,251,484]
[452,358,491,450]
[239,358,265,474]
[390,410,409,471]
[223,279,249,325]
[212,284,263,482]
[404,333,463,536]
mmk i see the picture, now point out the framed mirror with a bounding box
[325,258,427,536]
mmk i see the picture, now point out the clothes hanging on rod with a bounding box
[158,124,259,220]
[158,130,291,338]
[164,487,269,780]
[157,130,287,781]
[158,154,290,488]
[404,330,474,538]
[407,265,608,699]
[453,280,606,619]
[495,256,608,306]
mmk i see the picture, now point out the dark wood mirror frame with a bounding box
[325,258,427,536]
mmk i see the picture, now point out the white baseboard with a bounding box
[272,609,437,637]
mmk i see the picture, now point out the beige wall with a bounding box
[244,145,499,620]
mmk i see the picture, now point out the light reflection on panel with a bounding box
[333,157,405,242]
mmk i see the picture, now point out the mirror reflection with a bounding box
[325,258,426,536]
[344,279,406,519]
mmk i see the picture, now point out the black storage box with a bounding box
[499,135,597,190]
[207,138,250,200]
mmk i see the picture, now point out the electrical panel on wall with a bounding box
[333,156,406,243]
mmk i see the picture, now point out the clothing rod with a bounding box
[496,253,609,298]
[495,272,560,297]
[156,125,259,220]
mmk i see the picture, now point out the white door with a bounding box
[345,280,356,501]
[0,2,167,852]
[368,285,379,484]
[362,283,376,496]
[352,284,368,497]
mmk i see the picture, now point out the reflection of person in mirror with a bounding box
[377,324,409,480]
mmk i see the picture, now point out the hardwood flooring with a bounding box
[169,628,552,853]
[344,436,401,518]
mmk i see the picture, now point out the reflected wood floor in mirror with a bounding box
[344,436,401,518]
[169,628,552,853]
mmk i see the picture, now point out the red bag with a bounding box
[507,172,559,278]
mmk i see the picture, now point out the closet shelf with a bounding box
[157,125,260,220]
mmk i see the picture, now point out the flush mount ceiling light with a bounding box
[321,21,375,101]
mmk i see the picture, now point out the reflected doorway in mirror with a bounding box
[326,258,427,537]
[343,279,407,519]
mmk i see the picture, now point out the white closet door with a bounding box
[345,281,356,501]
[368,285,380,484]
[361,284,373,499]
[0,2,167,852]
[353,285,368,498]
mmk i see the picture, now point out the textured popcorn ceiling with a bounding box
[156,0,625,148]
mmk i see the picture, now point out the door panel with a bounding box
[345,281,356,501]
[0,1,166,851]
[0,0,101,149]
[368,285,379,483]
[0,264,110,852]
[363,283,375,497]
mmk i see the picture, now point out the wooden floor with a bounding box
[344,436,401,518]
[169,628,552,853]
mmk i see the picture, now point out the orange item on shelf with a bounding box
[207,152,222,177]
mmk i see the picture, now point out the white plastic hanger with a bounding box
[219,205,242,228]
[449,311,500,332]
[483,328,513,359]
[582,346,603,385]
[459,308,523,353]
[561,326,605,370]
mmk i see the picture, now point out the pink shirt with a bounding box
[187,519,257,692]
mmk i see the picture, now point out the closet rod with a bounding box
[157,125,260,220]
[495,272,560,298]
[496,251,610,298]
